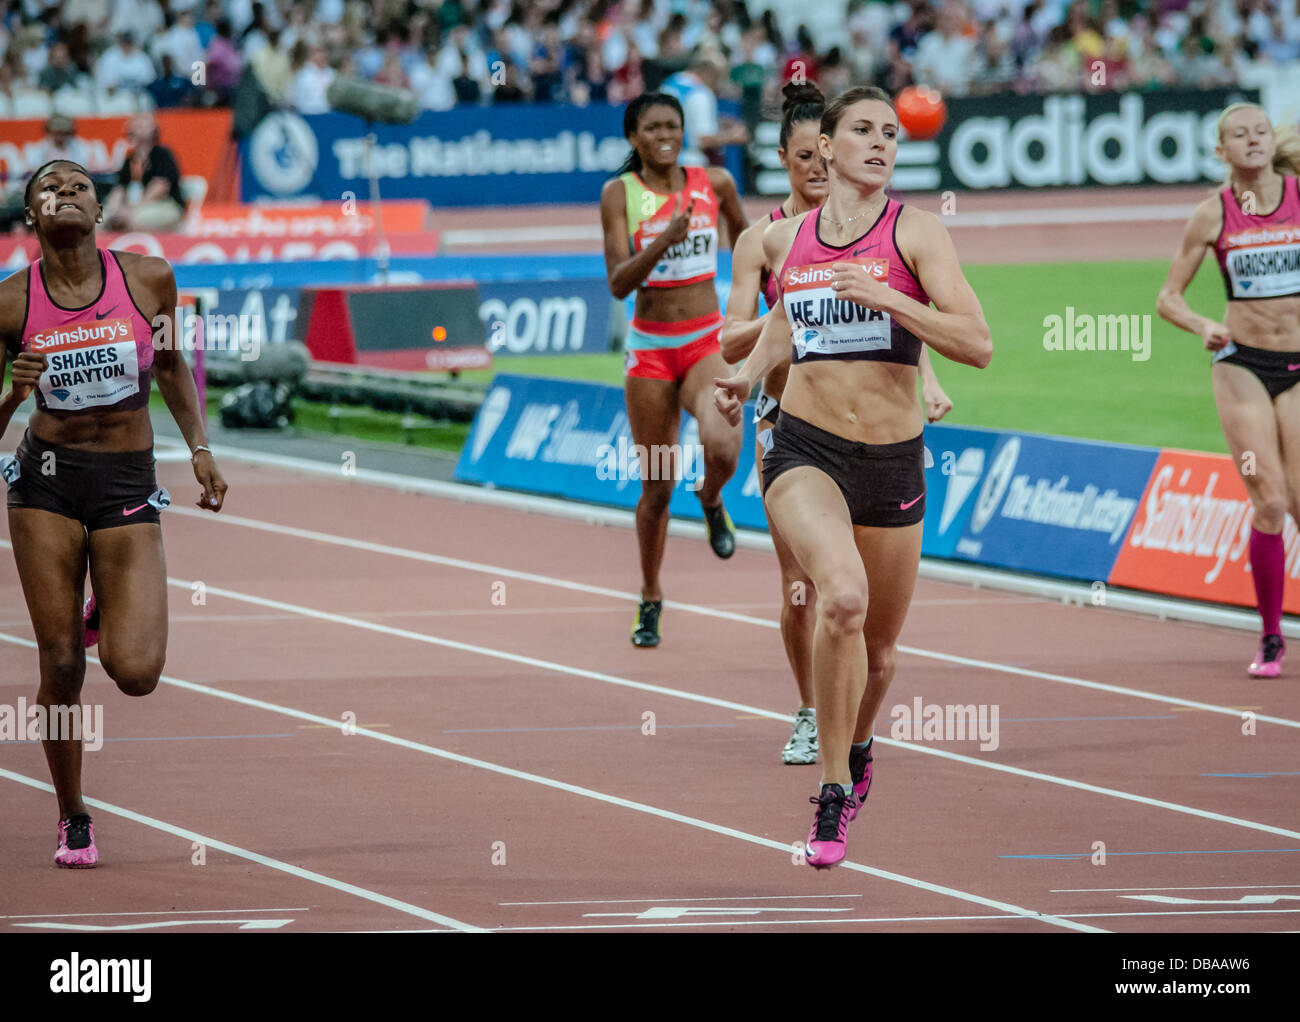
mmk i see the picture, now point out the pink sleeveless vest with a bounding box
[22,249,155,413]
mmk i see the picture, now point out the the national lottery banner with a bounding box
[457,375,1294,617]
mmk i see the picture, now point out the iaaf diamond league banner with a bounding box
[905,87,1260,191]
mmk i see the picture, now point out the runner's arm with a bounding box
[720,219,769,363]
[707,167,748,249]
[1156,199,1224,338]
[868,208,992,369]
[601,177,677,300]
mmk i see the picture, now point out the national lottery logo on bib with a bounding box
[782,258,892,358]
[29,318,140,410]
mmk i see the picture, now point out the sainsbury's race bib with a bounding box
[782,258,892,360]
[29,318,140,410]
[638,217,718,285]
[1223,226,1300,299]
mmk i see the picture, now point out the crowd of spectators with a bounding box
[0,0,1296,120]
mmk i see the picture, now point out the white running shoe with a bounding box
[781,707,818,765]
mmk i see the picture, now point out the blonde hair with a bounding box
[1217,102,1300,182]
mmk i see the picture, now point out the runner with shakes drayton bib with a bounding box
[722,80,954,766]
[0,160,226,867]
[715,86,991,867]
[601,91,748,648]
[1157,102,1300,678]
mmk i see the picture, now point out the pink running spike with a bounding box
[1248,635,1285,678]
[806,786,856,868]
[54,817,98,868]
[848,757,873,823]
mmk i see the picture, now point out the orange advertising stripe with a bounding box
[1109,448,1300,614]
[0,110,232,185]
[191,202,433,237]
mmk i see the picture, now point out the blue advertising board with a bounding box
[478,278,611,356]
[179,276,615,356]
[241,106,632,206]
[455,374,768,530]
[946,432,1160,581]
[919,425,1005,560]
[456,376,1164,586]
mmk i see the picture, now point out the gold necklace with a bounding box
[820,198,885,228]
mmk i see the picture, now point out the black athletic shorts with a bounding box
[761,412,926,527]
[1213,341,1300,400]
[3,430,170,531]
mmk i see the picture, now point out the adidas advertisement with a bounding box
[897,88,1259,192]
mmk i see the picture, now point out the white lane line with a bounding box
[0,764,484,933]
[0,632,1098,933]
[348,915,1026,933]
[1052,885,1300,893]
[500,894,862,906]
[0,908,309,920]
[154,440,1291,635]
[90,569,1300,843]
[341,906,1300,932]
[1063,908,1300,919]
[151,516,1300,730]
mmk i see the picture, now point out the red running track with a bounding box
[1,453,1298,933]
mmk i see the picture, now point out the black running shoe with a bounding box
[848,742,874,821]
[702,502,735,559]
[631,600,662,648]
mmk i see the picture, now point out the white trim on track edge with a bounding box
[0,764,482,932]
[162,438,1298,639]
[0,632,1098,934]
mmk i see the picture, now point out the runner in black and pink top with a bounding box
[715,86,992,868]
[1158,102,1300,678]
[722,81,954,769]
[0,160,226,867]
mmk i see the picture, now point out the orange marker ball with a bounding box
[432,326,447,342]
[896,86,947,141]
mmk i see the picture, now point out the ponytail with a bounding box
[777,80,825,150]
[1273,125,1300,177]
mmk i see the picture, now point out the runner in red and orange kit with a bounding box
[600,92,748,647]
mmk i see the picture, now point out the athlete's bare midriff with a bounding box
[781,359,923,445]
[1224,295,1300,350]
[28,403,154,451]
[631,276,720,325]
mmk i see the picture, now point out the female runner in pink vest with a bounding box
[601,92,748,647]
[1157,104,1300,678]
[0,160,226,867]
[715,87,992,868]
[722,80,954,768]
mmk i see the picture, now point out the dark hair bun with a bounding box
[781,81,825,111]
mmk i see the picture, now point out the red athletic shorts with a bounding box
[624,312,723,383]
